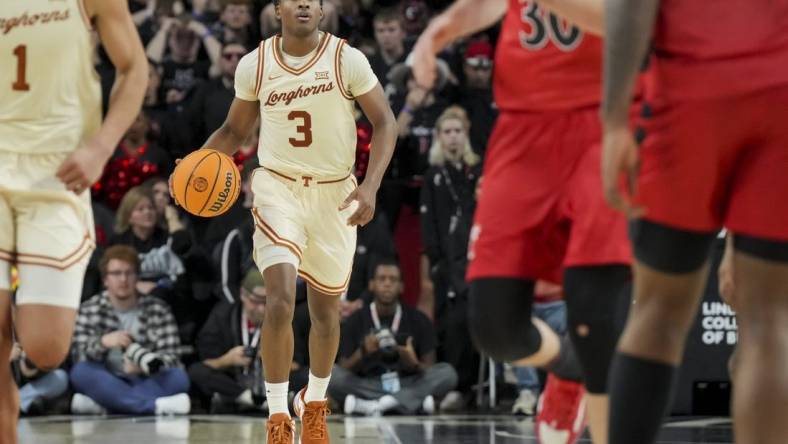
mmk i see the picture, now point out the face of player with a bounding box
[370,265,402,306]
[103,259,139,301]
[220,44,246,79]
[374,19,405,54]
[221,4,251,30]
[151,181,171,215]
[438,118,467,162]
[129,197,157,232]
[241,286,267,324]
[276,0,323,37]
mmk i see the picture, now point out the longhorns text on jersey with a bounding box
[0,0,101,156]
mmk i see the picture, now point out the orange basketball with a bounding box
[171,149,241,217]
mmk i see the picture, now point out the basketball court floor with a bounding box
[19,414,733,443]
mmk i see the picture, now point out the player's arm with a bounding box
[600,0,659,214]
[411,0,506,89]
[602,0,658,126]
[57,0,148,193]
[201,51,260,157]
[539,0,604,36]
[201,98,259,157]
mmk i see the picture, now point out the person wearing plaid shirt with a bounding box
[68,245,191,415]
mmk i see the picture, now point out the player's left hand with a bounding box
[56,140,112,195]
[340,182,376,226]
[601,124,644,217]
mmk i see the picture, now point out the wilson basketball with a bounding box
[171,149,241,217]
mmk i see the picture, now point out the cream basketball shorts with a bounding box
[0,151,95,308]
[250,167,358,296]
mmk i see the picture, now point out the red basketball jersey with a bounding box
[494,0,603,111]
[652,0,788,100]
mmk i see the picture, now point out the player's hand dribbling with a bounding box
[56,139,113,195]
[601,125,644,217]
[340,182,376,226]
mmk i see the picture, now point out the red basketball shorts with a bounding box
[635,85,788,241]
[467,107,632,284]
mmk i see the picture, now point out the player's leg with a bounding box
[260,262,299,406]
[563,265,629,444]
[729,236,788,444]
[724,87,788,443]
[608,220,717,444]
[13,193,93,371]
[0,194,18,443]
[303,286,341,385]
[0,289,18,444]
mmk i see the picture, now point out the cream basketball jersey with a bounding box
[236,32,378,178]
[0,0,101,155]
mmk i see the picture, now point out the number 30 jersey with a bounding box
[494,0,602,112]
[235,32,378,178]
[0,0,102,154]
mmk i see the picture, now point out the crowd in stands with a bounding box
[9,0,564,418]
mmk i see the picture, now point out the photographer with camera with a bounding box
[188,268,269,413]
[69,245,190,415]
[330,259,458,416]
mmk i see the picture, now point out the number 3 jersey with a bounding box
[236,32,378,178]
[495,0,602,112]
[0,0,102,154]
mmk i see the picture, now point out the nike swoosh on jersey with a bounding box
[269,74,283,80]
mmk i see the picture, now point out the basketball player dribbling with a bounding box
[189,0,396,442]
[0,1,148,442]
[602,1,788,443]
[413,1,630,442]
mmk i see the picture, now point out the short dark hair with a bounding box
[373,8,403,26]
[100,245,140,277]
[371,257,400,278]
[273,0,323,6]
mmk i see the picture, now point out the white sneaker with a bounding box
[512,389,538,416]
[439,390,465,412]
[421,395,435,415]
[155,393,191,415]
[344,395,379,416]
[70,393,106,415]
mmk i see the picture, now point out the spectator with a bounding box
[512,281,568,416]
[69,245,190,415]
[419,106,481,411]
[329,259,458,416]
[186,42,246,149]
[111,186,189,295]
[211,0,256,46]
[10,343,69,416]
[457,39,496,159]
[419,106,480,319]
[146,16,219,105]
[369,8,408,112]
[142,177,179,231]
[188,269,269,413]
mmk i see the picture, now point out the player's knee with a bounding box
[23,344,69,372]
[263,290,295,327]
[631,219,717,273]
[468,278,541,362]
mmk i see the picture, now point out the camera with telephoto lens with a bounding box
[374,328,400,364]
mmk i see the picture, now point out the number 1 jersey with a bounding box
[494,0,603,112]
[0,0,101,154]
[236,32,378,178]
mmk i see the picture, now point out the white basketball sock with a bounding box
[265,381,290,417]
[304,371,331,402]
